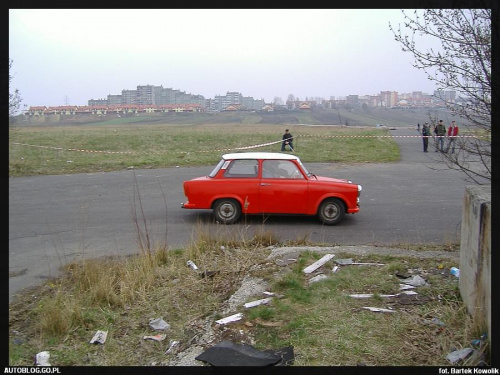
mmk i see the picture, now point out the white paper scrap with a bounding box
[35,351,51,366]
[149,318,170,331]
[89,330,108,344]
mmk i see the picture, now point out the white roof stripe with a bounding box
[222,152,299,160]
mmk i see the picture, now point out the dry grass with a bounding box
[8,231,489,366]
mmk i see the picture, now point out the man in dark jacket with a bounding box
[435,120,447,152]
[422,123,431,152]
[281,129,294,151]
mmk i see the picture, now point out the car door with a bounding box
[259,160,309,214]
[221,158,261,213]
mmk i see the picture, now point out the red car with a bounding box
[181,152,362,225]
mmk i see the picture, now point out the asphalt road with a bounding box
[8,127,477,302]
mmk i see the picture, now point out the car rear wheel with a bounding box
[213,199,241,224]
[318,198,345,225]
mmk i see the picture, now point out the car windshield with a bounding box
[209,159,225,178]
[297,159,310,176]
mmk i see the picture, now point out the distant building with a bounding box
[88,98,108,106]
[379,91,399,107]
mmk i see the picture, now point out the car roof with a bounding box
[222,152,300,161]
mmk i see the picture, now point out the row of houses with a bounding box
[27,103,205,116]
[26,102,316,116]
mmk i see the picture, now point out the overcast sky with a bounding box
[9,9,441,108]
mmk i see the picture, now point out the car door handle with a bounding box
[260,183,271,186]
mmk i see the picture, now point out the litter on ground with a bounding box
[149,318,170,331]
[165,340,180,354]
[309,274,328,283]
[400,275,428,287]
[399,284,416,290]
[89,330,108,344]
[195,340,294,366]
[215,313,243,325]
[362,307,395,313]
[35,351,51,366]
[335,258,384,266]
[244,297,273,309]
[303,254,335,274]
[446,348,474,364]
[349,291,418,299]
[143,334,167,342]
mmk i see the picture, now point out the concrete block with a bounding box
[459,185,491,343]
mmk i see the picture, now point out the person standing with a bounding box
[446,121,459,153]
[432,122,438,150]
[417,123,421,133]
[281,129,294,151]
[421,122,430,152]
[435,120,447,152]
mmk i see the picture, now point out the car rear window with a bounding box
[223,159,258,178]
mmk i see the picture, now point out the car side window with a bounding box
[278,160,305,179]
[224,159,258,178]
[262,160,304,179]
[262,160,284,178]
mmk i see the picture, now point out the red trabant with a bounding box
[181,152,362,225]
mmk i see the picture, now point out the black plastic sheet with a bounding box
[195,340,294,366]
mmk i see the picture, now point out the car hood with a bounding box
[313,175,353,184]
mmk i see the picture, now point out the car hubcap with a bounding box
[324,204,338,219]
[219,203,235,219]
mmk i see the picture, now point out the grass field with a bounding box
[9,122,400,176]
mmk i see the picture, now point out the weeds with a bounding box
[8,231,488,366]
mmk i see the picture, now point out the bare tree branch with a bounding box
[389,9,491,183]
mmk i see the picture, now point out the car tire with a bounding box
[317,198,345,225]
[213,199,241,224]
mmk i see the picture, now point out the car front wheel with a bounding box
[213,199,241,224]
[318,198,345,225]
